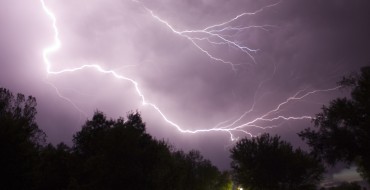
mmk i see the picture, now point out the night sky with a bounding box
[1,0,370,183]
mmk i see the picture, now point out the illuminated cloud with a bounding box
[333,166,363,183]
[0,0,369,169]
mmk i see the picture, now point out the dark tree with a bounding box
[71,111,231,190]
[216,171,233,190]
[36,143,73,190]
[168,150,232,190]
[0,87,45,189]
[71,111,174,190]
[230,133,324,190]
[0,87,231,189]
[299,66,370,183]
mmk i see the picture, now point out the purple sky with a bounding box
[1,0,370,182]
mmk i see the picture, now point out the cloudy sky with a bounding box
[1,0,370,177]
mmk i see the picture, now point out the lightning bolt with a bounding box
[141,1,280,71]
[41,0,339,141]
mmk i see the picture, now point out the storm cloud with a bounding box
[1,0,370,170]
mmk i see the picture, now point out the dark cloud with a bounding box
[1,0,370,172]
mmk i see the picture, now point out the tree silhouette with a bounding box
[0,87,45,189]
[71,111,232,190]
[230,133,324,190]
[167,150,231,190]
[0,87,231,190]
[71,111,173,189]
[299,66,370,183]
[35,143,72,190]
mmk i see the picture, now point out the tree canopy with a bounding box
[230,133,324,190]
[0,87,231,190]
[299,66,370,182]
[71,111,231,190]
[0,87,45,189]
[71,111,175,189]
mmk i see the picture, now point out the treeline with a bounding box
[229,67,370,190]
[1,66,369,190]
[0,88,231,190]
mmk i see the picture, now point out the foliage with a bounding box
[0,87,45,189]
[71,111,173,189]
[230,133,324,190]
[299,66,370,182]
[35,143,72,190]
[71,111,232,190]
[0,87,231,190]
[217,171,234,190]
[0,87,45,146]
[168,150,232,190]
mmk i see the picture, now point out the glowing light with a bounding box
[142,3,281,71]
[40,0,339,141]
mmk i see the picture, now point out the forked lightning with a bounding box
[41,0,339,141]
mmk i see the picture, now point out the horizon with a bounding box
[1,0,370,186]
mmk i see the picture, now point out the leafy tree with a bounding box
[299,66,370,183]
[168,150,232,190]
[184,150,220,190]
[230,133,324,190]
[72,111,174,190]
[0,87,45,189]
[35,143,72,190]
[0,87,231,189]
[216,171,233,190]
[71,111,231,190]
